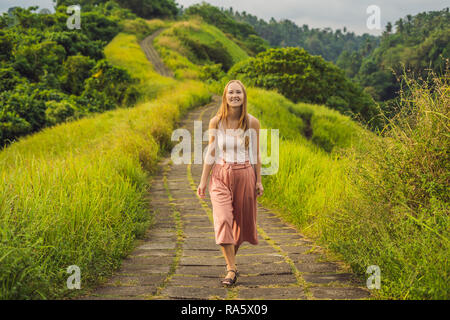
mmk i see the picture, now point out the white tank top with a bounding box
[217,119,250,163]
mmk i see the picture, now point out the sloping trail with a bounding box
[74,30,371,300]
[139,28,173,77]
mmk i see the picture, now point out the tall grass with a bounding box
[189,22,249,64]
[252,68,449,299]
[242,87,370,245]
[153,20,207,80]
[239,86,367,154]
[326,68,449,299]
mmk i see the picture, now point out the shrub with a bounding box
[45,100,76,125]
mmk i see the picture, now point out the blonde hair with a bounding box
[215,79,250,148]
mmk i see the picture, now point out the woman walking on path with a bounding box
[197,80,264,287]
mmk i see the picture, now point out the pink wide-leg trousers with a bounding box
[208,159,258,249]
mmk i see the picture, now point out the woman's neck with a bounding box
[227,106,241,123]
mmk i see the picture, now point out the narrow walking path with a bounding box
[75,96,371,300]
[140,28,173,77]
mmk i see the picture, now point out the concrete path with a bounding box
[139,28,173,77]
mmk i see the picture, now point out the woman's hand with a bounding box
[197,181,207,199]
[255,181,264,197]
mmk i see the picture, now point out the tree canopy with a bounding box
[0,4,139,148]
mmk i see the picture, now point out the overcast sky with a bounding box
[1,0,55,13]
[1,0,448,35]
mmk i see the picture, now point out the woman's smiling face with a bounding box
[226,82,244,108]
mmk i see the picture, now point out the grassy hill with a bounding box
[152,17,249,80]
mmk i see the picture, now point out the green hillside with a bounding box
[152,17,249,80]
[181,2,270,56]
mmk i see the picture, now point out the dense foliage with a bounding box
[0,4,140,149]
[228,47,382,131]
[332,68,450,299]
[338,8,450,104]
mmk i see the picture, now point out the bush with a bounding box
[0,110,31,147]
[115,0,179,19]
[0,29,13,61]
[0,63,26,91]
[60,54,96,95]
[178,33,234,71]
[49,31,105,60]
[121,18,152,41]
[82,59,137,108]
[326,95,348,112]
[199,63,226,81]
[13,40,66,83]
[0,83,47,132]
[45,100,76,125]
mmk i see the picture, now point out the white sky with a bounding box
[1,0,448,35]
[0,0,56,13]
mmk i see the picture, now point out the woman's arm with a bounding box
[197,117,218,198]
[254,118,262,183]
[252,116,264,197]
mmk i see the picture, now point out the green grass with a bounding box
[120,18,171,42]
[191,22,249,65]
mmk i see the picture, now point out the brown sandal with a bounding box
[221,269,238,287]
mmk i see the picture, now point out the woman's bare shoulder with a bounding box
[247,113,260,129]
[209,115,220,128]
